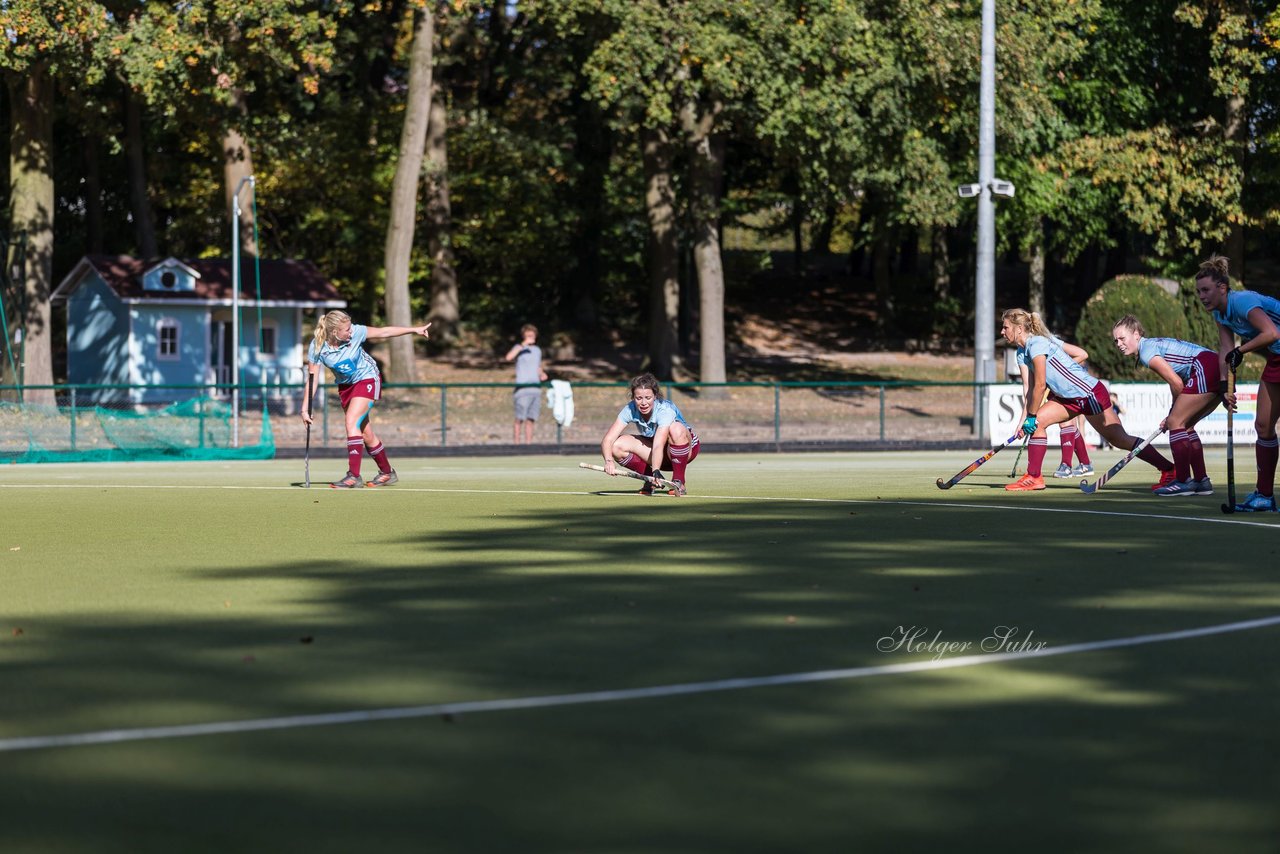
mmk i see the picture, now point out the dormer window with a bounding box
[142,258,199,293]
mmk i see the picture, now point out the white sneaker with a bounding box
[1071,463,1093,478]
[1052,462,1073,478]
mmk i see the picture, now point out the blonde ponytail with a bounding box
[313,310,352,349]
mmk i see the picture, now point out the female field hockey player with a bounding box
[1195,254,1280,512]
[600,373,699,496]
[1111,315,1221,497]
[1012,319,1094,479]
[1001,308,1174,492]
[301,310,432,488]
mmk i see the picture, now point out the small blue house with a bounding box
[52,255,346,404]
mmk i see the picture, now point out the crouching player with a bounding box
[1112,315,1221,496]
[601,373,699,496]
[1001,308,1175,491]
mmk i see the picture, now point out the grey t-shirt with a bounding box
[514,345,543,386]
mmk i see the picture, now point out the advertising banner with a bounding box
[987,383,1253,446]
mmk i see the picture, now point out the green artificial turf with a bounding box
[1,453,1277,853]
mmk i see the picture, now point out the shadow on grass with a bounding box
[2,496,1279,852]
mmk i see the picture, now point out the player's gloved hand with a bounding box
[1226,347,1244,370]
[1021,415,1037,435]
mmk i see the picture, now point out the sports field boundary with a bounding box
[3,614,1277,754]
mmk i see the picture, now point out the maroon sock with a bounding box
[1186,430,1207,481]
[1257,438,1279,496]
[668,443,692,483]
[1058,425,1077,466]
[1136,443,1172,472]
[1027,437,1048,477]
[346,436,364,476]
[620,452,650,477]
[1072,431,1092,465]
[1168,431,1190,481]
[367,441,392,473]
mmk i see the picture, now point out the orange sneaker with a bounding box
[1005,474,1046,491]
[1150,469,1177,491]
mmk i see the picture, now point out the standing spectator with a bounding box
[1194,255,1280,512]
[506,324,549,444]
[1112,315,1222,496]
[302,310,431,488]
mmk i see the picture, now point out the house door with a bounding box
[210,320,233,390]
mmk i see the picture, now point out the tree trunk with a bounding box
[221,88,257,258]
[1028,218,1046,319]
[382,7,434,381]
[126,91,158,258]
[643,126,680,381]
[7,66,56,400]
[931,225,950,302]
[686,101,727,385]
[84,134,104,254]
[425,76,459,342]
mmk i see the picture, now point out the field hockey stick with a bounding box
[1009,435,1028,478]
[1078,426,1164,494]
[1008,391,1046,478]
[303,372,314,489]
[935,433,1022,490]
[1221,368,1236,514]
[578,462,668,489]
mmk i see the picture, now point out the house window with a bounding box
[158,320,180,360]
[260,322,278,357]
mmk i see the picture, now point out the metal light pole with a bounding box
[231,175,255,447]
[973,0,997,440]
[958,0,1014,440]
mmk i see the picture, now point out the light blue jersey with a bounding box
[308,324,380,384]
[1136,337,1212,382]
[1213,291,1280,356]
[1018,334,1098,400]
[617,398,691,439]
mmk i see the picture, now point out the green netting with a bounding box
[0,397,274,463]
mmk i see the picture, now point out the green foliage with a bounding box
[1075,276,1189,381]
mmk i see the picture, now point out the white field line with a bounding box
[2,482,1279,528]
[2,614,1278,754]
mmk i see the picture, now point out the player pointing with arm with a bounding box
[301,310,431,488]
[600,373,699,496]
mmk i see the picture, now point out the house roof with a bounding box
[53,255,347,306]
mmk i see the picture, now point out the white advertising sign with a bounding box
[987,383,1255,446]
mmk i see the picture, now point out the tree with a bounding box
[0,0,111,394]
[383,3,434,382]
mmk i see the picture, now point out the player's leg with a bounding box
[1248,379,1280,506]
[1070,415,1093,474]
[1170,392,1219,491]
[335,396,375,487]
[612,434,661,492]
[1007,401,1068,491]
[1054,420,1078,478]
[662,423,697,495]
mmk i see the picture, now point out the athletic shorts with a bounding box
[338,375,381,409]
[1181,351,1220,394]
[513,387,541,421]
[1051,381,1111,417]
[1262,352,1280,385]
